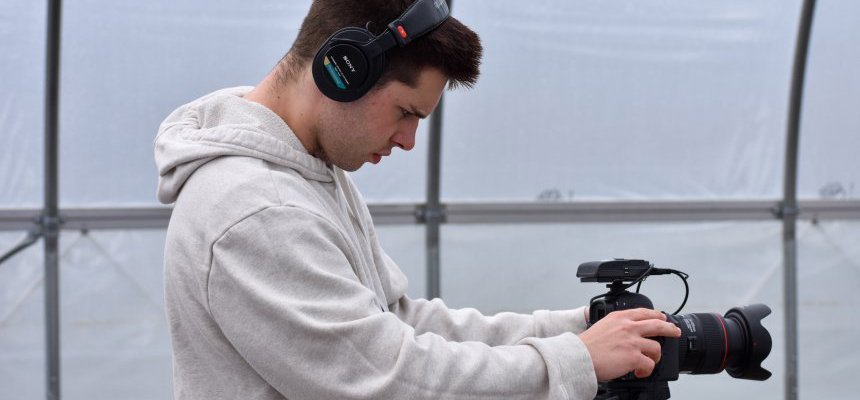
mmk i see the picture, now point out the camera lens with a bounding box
[671,304,772,380]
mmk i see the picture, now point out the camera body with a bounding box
[577,259,773,400]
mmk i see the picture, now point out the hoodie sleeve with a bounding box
[369,222,589,345]
[389,294,590,346]
[208,205,597,400]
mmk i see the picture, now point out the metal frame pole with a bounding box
[422,0,453,300]
[44,0,63,398]
[783,1,817,399]
[424,95,444,299]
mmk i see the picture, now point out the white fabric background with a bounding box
[441,0,800,201]
[441,221,786,399]
[797,0,860,200]
[0,231,172,400]
[795,220,860,399]
[0,233,45,399]
[0,0,45,207]
[1,0,858,399]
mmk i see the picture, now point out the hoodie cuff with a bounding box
[519,332,598,400]
[533,307,590,337]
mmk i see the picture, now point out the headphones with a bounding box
[312,0,451,102]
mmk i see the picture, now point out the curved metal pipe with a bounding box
[783,1,817,399]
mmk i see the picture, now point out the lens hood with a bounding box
[724,303,773,380]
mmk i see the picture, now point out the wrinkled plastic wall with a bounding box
[798,0,860,200]
[442,222,786,399]
[1,0,858,399]
[444,0,799,201]
[0,0,44,207]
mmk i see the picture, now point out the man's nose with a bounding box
[391,123,418,151]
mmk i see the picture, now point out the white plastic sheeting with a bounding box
[56,1,305,206]
[0,231,172,400]
[441,222,785,399]
[3,0,858,205]
[378,226,428,299]
[0,0,45,207]
[439,221,856,398]
[798,0,860,200]
[443,0,801,201]
[0,234,45,398]
[795,221,860,399]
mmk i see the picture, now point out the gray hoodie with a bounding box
[154,87,598,400]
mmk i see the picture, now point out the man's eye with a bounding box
[400,108,411,117]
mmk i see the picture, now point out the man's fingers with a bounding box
[633,354,656,378]
[618,308,666,322]
[635,319,681,338]
[583,308,683,382]
[638,338,662,364]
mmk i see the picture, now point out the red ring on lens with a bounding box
[714,313,729,370]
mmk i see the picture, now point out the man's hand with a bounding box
[579,308,682,382]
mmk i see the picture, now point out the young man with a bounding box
[154,1,680,399]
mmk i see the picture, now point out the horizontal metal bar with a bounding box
[446,200,781,224]
[0,205,420,231]
[66,207,173,230]
[797,200,860,221]
[2,200,860,231]
[446,200,860,223]
[0,208,173,231]
[0,209,40,231]
[369,203,423,225]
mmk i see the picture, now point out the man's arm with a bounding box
[208,206,598,399]
[388,293,590,346]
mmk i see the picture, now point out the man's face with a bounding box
[314,67,447,171]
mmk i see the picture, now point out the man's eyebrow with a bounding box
[409,104,429,119]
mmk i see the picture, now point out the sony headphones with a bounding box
[312,0,451,102]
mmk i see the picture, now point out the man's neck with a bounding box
[244,66,321,155]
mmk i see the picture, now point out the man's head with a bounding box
[283,0,482,91]
[261,0,482,171]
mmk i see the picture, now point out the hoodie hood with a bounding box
[154,86,333,204]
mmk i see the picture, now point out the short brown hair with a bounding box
[281,0,482,89]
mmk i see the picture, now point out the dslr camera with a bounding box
[577,259,773,400]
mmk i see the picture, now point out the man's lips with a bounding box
[371,150,391,164]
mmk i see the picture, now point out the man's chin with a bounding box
[339,163,363,172]
[312,150,364,172]
[331,159,364,172]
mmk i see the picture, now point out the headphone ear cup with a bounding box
[312,28,385,102]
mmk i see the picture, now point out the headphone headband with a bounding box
[388,0,450,46]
